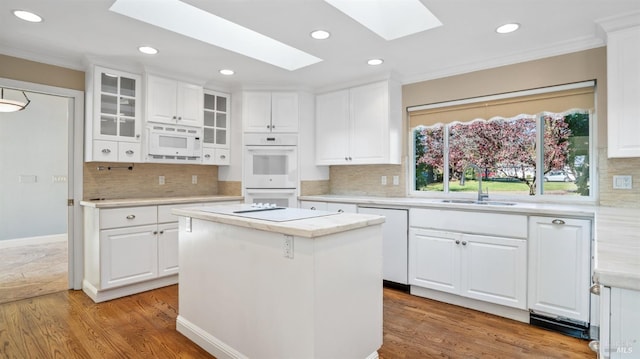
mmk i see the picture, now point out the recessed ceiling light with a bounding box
[13,10,42,23]
[496,23,520,34]
[310,30,331,40]
[323,0,441,40]
[219,69,234,76]
[367,58,384,66]
[138,46,158,55]
[110,0,322,71]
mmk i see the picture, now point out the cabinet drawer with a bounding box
[119,142,142,162]
[93,140,118,162]
[100,206,157,229]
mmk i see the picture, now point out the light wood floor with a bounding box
[0,285,595,358]
[0,240,68,305]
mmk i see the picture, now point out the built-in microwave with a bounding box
[147,124,202,158]
[244,134,298,189]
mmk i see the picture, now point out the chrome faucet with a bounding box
[464,163,489,202]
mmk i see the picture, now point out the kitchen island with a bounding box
[172,204,385,359]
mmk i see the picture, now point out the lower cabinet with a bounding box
[409,228,527,309]
[599,286,640,359]
[299,200,357,213]
[83,201,239,302]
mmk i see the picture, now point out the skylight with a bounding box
[109,0,322,71]
[323,0,442,40]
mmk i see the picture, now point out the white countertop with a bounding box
[594,206,640,291]
[79,195,243,208]
[173,206,385,238]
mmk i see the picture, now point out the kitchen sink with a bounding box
[441,199,516,206]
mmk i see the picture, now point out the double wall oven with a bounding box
[243,133,298,207]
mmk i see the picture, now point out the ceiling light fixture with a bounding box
[13,10,43,23]
[138,46,159,55]
[367,58,384,66]
[496,23,520,34]
[323,0,441,40]
[110,0,322,71]
[219,69,234,76]
[310,30,331,40]
[0,88,31,113]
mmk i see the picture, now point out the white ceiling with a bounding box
[1,0,639,92]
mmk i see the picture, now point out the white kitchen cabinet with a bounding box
[85,65,142,162]
[528,216,591,324]
[299,200,328,210]
[359,207,409,285]
[202,90,230,165]
[99,224,158,289]
[146,74,203,127]
[243,91,298,132]
[157,222,179,277]
[409,228,527,309]
[599,286,640,359]
[315,80,401,165]
[327,202,358,213]
[605,25,640,158]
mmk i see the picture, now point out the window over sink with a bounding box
[409,81,595,201]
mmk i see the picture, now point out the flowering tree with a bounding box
[415,113,575,195]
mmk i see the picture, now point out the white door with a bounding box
[100,224,158,289]
[528,216,591,322]
[461,234,527,309]
[147,75,178,124]
[315,90,350,164]
[176,82,203,127]
[0,82,81,299]
[349,81,387,164]
[243,92,272,132]
[409,228,461,294]
[270,92,298,132]
[359,207,408,284]
[158,223,179,277]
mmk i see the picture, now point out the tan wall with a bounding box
[0,54,84,91]
[332,47,640,207]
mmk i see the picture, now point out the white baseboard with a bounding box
[82,275,178,303]
[0,233,67,248]
[176,316,248,359]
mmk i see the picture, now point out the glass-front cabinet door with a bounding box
[203,90,230,148]
[94,66,141,142]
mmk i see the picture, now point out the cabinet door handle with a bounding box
[267,125,271,129]
[310,207,316,210]
[345,157,349,161]
[136,134,140,139]
[551,219,566,225]
[590,284,601,295]
[337,209,344,213]
[455,240,460,245]
[153,231,158,235]
[102,148,111,154]
[172,115,177,120]
[204,154,211,159]
[178,116,182,121]
[159,230,164,235]
[220,155,226,159]
[126,214,136,220]
[125,150,134,155]
[348,157,352,161]
[461,241,467,246]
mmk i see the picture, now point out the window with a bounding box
[409,82,595,200]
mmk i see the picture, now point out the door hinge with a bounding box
[68,199,74,206]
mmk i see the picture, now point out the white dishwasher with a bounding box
[358,207,409,287]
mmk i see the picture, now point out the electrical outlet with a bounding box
[393,175,399,185]
[192,175,198,184]
[613,175,632,189]
[381,176,387,185]
[159,175,165,185]
[283,235,294,259]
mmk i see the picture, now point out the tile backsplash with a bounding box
[83,162,218,200]
[599,149,640,208]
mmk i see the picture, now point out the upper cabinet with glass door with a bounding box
[202,90,231,165]
[86,65,142,162]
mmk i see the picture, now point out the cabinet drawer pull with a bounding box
[102,148,111,154]
[204,154,211,159]
[590,284,601,295]
[310,207,316,210]
[126,214,136,220]
[125,150,134,155]
[220,155,226,159]
[455,240,460,245]
[345,157,349,161]
[551,219,565,225]
[461,241,467,246]
[337,209,344,213]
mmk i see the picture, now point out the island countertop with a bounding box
[80,195,243,208]
[172,205,385,238]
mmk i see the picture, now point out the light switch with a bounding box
[192,175,198,184]
[381,176,387,185]
[159,175,165,185]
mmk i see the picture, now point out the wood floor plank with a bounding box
[0,285,595,358]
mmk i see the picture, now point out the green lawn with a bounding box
[423,180,578,194]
